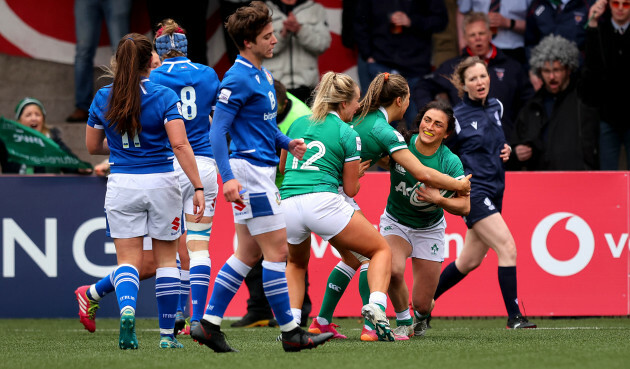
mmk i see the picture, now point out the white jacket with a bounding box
[264,1,331,89]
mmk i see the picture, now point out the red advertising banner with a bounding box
[212,172,629,318]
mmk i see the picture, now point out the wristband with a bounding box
[194,187,204,192]
[509,19,515,30]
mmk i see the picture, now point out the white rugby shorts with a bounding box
[105,172,183,240]
[283,192,354,245]
[174,156,218,217]
[379,211,447,262]
[230,159,285,235]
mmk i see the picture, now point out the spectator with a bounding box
[525,0,595,58]
[582,0,630,170]
[66,0,131,123]
[2,98,90,174]
[416,12,533,152]
[354,0,448,128]
[457,0,532,65]
[513,35,599,170]
[264,0,330,104]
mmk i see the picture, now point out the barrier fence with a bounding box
[0,172,628,318]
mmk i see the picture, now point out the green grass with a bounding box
[1,317,629,369]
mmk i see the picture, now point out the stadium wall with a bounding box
[0,172,628,318]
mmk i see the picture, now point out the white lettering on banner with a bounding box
[73,217,116,277]
[2,218,57,277]
[444,233,464,259]
[605,233,629,258]
[531,213,594,277]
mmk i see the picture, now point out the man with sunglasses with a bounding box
[583,0,630,170]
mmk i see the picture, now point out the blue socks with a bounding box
[156,267,181,337]
[114,264,139,314]
[189,256,211,322]
[88,271,115,301]
[203,255,250,325]
[262,260,298,331]
[178,269,190,314]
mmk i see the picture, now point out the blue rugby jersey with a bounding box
[450,96,506,195]
[150,56,219,158]
[87,78,183,174]
[215,55,283,167]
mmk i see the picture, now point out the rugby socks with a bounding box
[114,264,139,315]
[203,255,250,325]
[156,267,181,337]
[396,309,413,327]
[414,310,430,322]
[359,263,374,329]
[369,291,387,311]
[189,253,211,322]
[89,271,115,301]
[434,261,467,300]
[291,308,302,325]
[262,260,298,332]
[178,269,190,315]
[498,266,521,318]
[317,261,356,323]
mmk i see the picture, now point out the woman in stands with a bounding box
[432,56,535,329]
[85,33,205,349]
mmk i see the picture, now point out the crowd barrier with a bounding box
[0,172,628,318]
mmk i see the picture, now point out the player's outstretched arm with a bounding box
[391,149,471,195]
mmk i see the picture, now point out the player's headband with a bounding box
[155,29,188,57]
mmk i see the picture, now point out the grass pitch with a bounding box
[1,317,628,369]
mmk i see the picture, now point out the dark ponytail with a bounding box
[105,33,153,139]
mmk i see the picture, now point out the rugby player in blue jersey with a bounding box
[85,33,205,349]
[150,18,221,336]
[190,1,332,352]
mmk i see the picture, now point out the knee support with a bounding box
[185,221,212,243]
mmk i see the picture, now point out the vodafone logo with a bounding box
[531,212,594,277]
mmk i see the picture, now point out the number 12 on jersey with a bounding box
[291,140,325,170]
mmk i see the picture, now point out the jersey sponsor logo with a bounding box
[264,111,277,121]
[255,75,260,84]
[356,136,362,151]
[234,202,247,212]
[264,69,273,85]
[218,88,232,104]
[471,121,478,130]
[394,130,405,142]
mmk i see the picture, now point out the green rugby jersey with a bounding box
[351,108,408,164]
[280,113,361,199]
[386,134,465,229]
